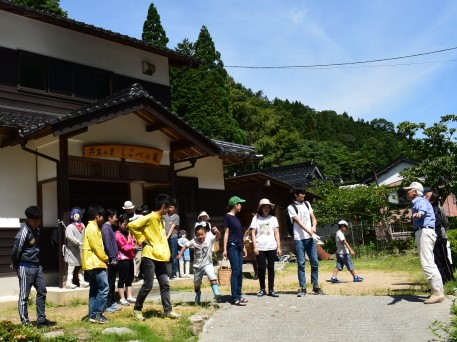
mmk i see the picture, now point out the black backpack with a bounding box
[286,202,311,237]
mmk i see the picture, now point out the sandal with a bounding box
[240,297,248,303]
[232,299,246,306]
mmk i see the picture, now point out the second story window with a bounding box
[19,52,46,91]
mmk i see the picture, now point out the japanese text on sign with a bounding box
[83,145,163,165]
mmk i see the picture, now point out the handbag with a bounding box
[218,257,232,285]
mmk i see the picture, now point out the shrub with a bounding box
[0,320,41,341]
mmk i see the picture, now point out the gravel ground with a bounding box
[198,293,453,342]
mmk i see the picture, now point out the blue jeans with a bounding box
[169,237,179,277]
[295,238,319,288]
[86,268,109,318]
[228,242,243,301]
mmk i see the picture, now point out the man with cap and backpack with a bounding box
[287,188,324,296]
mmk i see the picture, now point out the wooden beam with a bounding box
[170,139,194,152]
[146,122,167,132]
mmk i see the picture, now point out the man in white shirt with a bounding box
[288,188,324,296]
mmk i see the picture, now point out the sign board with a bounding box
[83,144,163,165]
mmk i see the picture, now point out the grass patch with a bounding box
[0,300,215,341]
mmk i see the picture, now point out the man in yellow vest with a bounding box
[128,194,181,320]
[82,205,110,324]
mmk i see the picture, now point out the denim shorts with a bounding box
[336,254,354,271]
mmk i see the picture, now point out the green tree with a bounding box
[313,182,394,227]
[171,27,244,143]
[11,0,67,16]
[142,2,169,47]
[398,115,457,199]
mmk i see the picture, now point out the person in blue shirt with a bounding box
[404,182,445,304]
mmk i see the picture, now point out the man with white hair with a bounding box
[404,181,445,304]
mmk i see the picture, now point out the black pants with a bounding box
[118,259,134,288]
[434,238,454,284]
[134,258,172,314]
[256,249,277,291]
[17,265,47,324]
[107,264,118,307]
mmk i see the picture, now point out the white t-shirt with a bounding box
[186,233,215,269]
[288,201,313,241]
[335,230,349,255]
[249,215,279,251]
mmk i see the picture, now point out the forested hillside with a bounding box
[166,22,410,182]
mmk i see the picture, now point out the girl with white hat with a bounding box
[250,198,282,297]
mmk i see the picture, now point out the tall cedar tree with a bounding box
[10,0,67,16]
[171,26,244,143]
[142,2,169,47]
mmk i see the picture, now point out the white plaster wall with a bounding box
[130,183,144,209]
[0,145,37,218]
[34,139,59,181]
[0,11,169,85]
[378,162,416,186]
[42,181,58,226]
[176,157,225,190]
[67,113,171,165]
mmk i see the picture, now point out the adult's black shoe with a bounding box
[37,319,57,328]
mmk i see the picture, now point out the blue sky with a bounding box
[60,0,457,126]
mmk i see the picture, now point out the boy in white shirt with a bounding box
[330,220,364,283]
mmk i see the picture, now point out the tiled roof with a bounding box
[0,84,259,162]
[212,139,261,161]
[239,161,325,188]
[0,105,60,132]
[0,0,200,67]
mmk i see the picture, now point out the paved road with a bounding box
[199,294,453,342]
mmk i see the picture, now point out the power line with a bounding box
[225,46,457,69]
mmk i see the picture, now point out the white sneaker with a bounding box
[119,298,130,306]
[126,297,136,303]
[65,283,77,289]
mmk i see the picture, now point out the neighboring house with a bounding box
[249,160,328,188]
[0,1,260,290]
[362,156,456,217]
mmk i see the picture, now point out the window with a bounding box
[0,47,18,86]
[19,52,46,90]
[48,58,73,96]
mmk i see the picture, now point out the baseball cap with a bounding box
[338,220,348,226]
[229,196,246,207]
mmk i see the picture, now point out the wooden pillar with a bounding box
[169,148,177,198]
[58,135,70,288]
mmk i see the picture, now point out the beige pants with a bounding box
[415,228,444,294]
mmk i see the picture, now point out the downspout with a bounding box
[19,131,65,288]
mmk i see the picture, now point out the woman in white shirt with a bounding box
[250,198,282,297]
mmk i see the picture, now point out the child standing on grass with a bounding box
[178,230,191,278]
[177,225,222,305]
[330,220,364,283]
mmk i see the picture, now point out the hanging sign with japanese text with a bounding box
[83,144,163,165]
